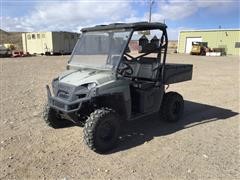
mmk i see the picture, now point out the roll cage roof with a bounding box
[81,22,167,32]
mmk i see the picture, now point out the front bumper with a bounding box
[46,85,91,113]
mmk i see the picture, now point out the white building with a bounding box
[22,31,80,55]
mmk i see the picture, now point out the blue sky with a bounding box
[1,0,239,39]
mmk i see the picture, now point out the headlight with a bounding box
[87,82,97,90]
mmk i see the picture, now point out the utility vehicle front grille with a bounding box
[54,101,65,109]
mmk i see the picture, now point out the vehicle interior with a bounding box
[118,30,167,115]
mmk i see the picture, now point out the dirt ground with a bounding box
[0,54,239,179]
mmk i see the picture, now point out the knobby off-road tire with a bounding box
[161,92,184,122]
[43,103,70,129]
[83,108,120,153]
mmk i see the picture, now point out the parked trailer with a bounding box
[22,31,80,55]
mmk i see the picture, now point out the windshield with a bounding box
[69,30,131,70]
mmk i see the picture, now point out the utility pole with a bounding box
[139,0,155,35]
[148,0,154,22]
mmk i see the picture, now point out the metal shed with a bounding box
[22,31,80,55]
[177,29,240,56]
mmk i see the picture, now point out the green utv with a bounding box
[43,22,193,153]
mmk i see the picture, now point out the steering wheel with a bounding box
[118,61,133,76]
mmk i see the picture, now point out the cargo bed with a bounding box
[164,63,193,84]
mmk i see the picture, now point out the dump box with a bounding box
[164,64,193,84]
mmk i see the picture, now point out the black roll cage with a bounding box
[118,27,168,83]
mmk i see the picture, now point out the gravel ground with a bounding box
[0,54,239,179]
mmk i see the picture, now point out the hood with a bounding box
[58,69,115,86]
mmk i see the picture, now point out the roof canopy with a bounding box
[81,22,167,32]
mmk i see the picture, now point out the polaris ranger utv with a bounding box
[44,22,193,153]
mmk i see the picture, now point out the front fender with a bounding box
[95,80,131,120]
